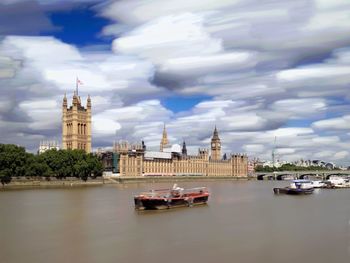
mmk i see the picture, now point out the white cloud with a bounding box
[312,115,350,130]
[102,0,239,25]
[276,148,296,155]
[243,144,264,153]
[1,1,350,165]
[277,66,350,82]
[270,98,327,119]
[334,151,349,160]
[113,13,222,63]
[19,99,60,130]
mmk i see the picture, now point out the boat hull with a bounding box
[134,195,209,210]
[273,187,314,195]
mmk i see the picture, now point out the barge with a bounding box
[134,184,209,210]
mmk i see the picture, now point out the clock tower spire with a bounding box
[211,126,221,160]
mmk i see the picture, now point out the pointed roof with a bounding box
[162,123,167,134]
[212,125,220,140]
[160,123,169,151]
[182,140,187,155]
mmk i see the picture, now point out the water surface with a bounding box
[1,181,350,263]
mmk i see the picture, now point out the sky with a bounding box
[0,0,350,165]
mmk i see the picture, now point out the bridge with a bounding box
[254,171,350,180]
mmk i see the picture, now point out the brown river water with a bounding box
[1,181,350,263]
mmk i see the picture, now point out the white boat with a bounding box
[325,177,350,188]
[310,180,326,188]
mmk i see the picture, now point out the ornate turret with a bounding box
[72,90,79,106]
[160,124,170,151]
[182,140,187,157]
[211,125,221,160]
[63,93,67,108]
[87,94,91,109]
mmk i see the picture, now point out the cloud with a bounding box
[312,115,350,130]
[334,151,349,160]
[0,1,57,35]
[112,13,223,63]
[270,98,327,119]
[242,144,264,153]
[0,35,164,150]
[19,99,60,130]
[1,1,350,165]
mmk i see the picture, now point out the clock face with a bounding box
[212,143,215,147]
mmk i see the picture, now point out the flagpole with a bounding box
[76,77,78,95]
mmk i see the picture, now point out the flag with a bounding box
[76,78,83,86]
[75,77,83,95]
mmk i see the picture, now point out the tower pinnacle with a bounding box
[160,124,169,151]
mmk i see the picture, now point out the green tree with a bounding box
[0,144,33,178]
[0,169,12,186]
[74,160,90,181]
[0,144,104,182]
[26,159,52,178]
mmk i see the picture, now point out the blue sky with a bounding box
[46,5,112,47]
[0,0,350,165]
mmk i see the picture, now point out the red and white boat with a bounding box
[134,184,209,210]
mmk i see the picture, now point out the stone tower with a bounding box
[62,92,91,153]
[160,124,169,151]
[211,126,221,160]
[182,140,187,157]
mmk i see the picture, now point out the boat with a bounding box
[273,180,314,195]
[134,184,209,210]
[282,175,296,181]
[324,177,350,188]
[310,180,326,188]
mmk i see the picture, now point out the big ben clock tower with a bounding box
[211,126,221,160]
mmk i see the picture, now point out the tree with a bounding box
[26,160,52,178]
[74,160,90,181]
[0,144,33,178]
[0,170,12,186]
[86,154,103,178]
[0,144,104,182]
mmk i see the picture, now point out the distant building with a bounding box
[38,141,60,154]
[62,92,91,153]
[112,126,248,177]
[248,158,260,174]
[262,160,287,168]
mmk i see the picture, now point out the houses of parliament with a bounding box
[111,125,248,177]
[61,93,248,177]
[62,92,91,153]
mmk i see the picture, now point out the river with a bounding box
[1,181,350,263]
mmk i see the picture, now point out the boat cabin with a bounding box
[289,180,313,189]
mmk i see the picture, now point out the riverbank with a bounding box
[112,176,251,184]
[0,176,251,190]
[0,177,105,190]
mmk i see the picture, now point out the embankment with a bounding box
[1,176,252,190]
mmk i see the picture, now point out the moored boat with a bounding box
[273,180,314,195]
[324,177,350,188]
[134,184,209,210]
[310,180,326,188]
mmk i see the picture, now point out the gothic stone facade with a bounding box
[114,127,248,177]
[62,92,91,153]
